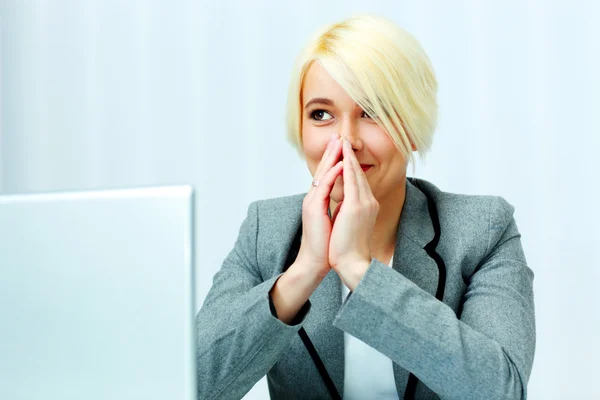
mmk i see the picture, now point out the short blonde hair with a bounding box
[286,14,438,171]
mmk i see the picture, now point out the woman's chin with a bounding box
[329,181,344,202]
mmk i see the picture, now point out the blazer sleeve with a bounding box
[331,196,536,400]
[196,200,311,400]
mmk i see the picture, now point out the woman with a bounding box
[196,14,535,400]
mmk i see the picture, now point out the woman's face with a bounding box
[301,61,409,203]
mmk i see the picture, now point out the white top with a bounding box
[341,254,399,400]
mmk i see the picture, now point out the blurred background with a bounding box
[1,0,598,398]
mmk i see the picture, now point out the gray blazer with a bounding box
[196,177,535,400]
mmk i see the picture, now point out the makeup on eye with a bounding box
[311,110,333,121]
[309,109,372,121]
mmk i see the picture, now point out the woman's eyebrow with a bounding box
[304,98,334,110]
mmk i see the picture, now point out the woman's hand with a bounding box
[296,133,344,278]
[329,137,379,290]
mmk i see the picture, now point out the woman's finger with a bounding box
[345,140,372,199]
[310,138,333,188]
[311,134,342,191]
[342,138,359,202]
[315,160,343,199]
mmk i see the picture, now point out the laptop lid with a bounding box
[0,185,196,400]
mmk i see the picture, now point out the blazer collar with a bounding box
[397,177,435,249]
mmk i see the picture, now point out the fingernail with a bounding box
[330,133,337,142]
[343,137,351,147]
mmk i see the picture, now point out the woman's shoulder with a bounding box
[250,192,306,215]
[243,193,306,235]
[410,178,522,264]
[410,177,518,256]
[253,192,306,206]
[410,177,516,222]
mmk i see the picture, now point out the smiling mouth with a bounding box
[336,158,373,172]
[336,155,373,167]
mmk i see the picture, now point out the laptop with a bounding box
[0,185,197,400]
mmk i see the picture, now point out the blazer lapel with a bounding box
[390,178,442,395]
[393,178,440,297]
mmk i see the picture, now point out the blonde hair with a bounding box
[286,14,438,173]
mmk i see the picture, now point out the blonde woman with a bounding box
[197,14,535,400]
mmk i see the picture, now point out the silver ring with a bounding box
[311,180,319,187]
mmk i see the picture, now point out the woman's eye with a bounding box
[310,109,372,121]
[311,110,332,121]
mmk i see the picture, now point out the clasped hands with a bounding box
[304,133,380,291]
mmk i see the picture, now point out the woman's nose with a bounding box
[341,135,361,151]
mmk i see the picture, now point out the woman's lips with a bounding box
[360,165,372,172]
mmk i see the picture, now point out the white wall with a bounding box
[1,0,599,398]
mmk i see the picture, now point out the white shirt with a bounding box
[341,254,399,400]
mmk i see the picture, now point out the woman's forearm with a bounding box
[269,259,327,325]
